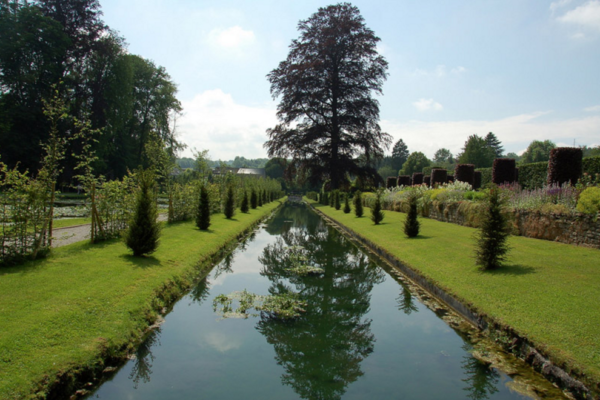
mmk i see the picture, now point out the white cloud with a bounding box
[208,26,256,48]
[413,98,444,112]
[584,104,600,112]
[557,1,600,31]
[381,112,600,158]
[177,89,277,160]
[412,65,466,78]
[550,0,574,14]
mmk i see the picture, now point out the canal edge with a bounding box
[45,202,285,400]
[307,201,596,400]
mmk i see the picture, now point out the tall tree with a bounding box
[520,140,555,164]
[391,139,409,172]
[484,132,503,158]
[265,3,391,190]
[433,148,453,164]
[400,152,430,176]
[457,135,495,168]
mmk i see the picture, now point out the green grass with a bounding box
[0,201,282,399]
[310,200,600,388]
[51,217,91,229]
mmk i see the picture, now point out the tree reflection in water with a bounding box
[396,282,419,315]
[128,328,161,389]
[461,345,500,400]
[257,209,385,400]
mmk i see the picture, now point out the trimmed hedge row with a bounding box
[431,169,447,185]
[547,147,582,186]
[386,176,397,188]
[412,172,424,185]
[492,158,517,185]
[398,175,412,186]
[455,164,475,186]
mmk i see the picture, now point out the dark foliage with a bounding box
[514,167,519,183]
[583,156,600,176]
[475,186,510,270]
[403,194,420,238]
[517,162,547,189]
[397,175,411,186]
[258,189,263,207]
[264,3,391,189]
[455,164,475,186]
[251,188,258,209]
[329,191,334,207]
[391,139,409,172]
[386,176,397,188]
[353,191,364,217]
[196,185,211,230]
[547,147,583,186]
[473,171,482,190]
[241,191,249,213]
[485,132,504,158]
[334,190,341,210]
[447,175,454,183]
[430,168,447,186]
[492,158,516,185]
[224,185,235,219]
[125,171,160,256]
[343,193,351,213]
[457,134,495,168]
[412,172,423,185]
[262,189,268,204]
[423,176,431,186]
[370,191,384,225]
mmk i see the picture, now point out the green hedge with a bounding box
[476,167,492,187]
[518,161,548,189]
[583,156,600,175]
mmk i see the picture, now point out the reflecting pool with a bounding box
[87,203,565,400]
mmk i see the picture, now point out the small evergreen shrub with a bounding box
[475,186,510,270]
[343,193,351,213]
[196,185,211,230]
[240,191,249,213]
[493,158,516,185]
[547,147,583,186]
[353,191,364,217]
[403,194,420,237]
[412,172,424,185]
[397,175,411,186]
[250,188,258,209]
[386,176,397,188]
[224,185,235,219]
[576,187,600,214]
[334,190,341,210]
[455,164,475,186]
[431,169,447,186]
[473,171,482,190]
[370,190,384,225]
[125,171,161,256]
[423,176,431,186]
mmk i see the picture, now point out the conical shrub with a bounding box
[240,191,249,213]
[196,185,211,230]
[250,188,258,209]
[334,190,341,210]
[353,191,363,217]
[370,190,384,225]
[475,186,510,270]
[403,194,420,238]
[343,193,351,214]
[125,171,161,256]
[224,185,235,219]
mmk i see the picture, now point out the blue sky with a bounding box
[100,0,600,160]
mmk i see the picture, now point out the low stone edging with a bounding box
[308,202,596,400]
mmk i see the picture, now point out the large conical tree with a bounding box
[125,170,160,256]
[265,3,391,190]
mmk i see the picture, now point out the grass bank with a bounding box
[0,201,282,399]
[309,200,600,395]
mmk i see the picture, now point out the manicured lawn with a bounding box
[0,201,281,399]
[52,217,91,229]
[311,200,600,388]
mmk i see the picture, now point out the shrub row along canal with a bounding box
[86,203,566,400]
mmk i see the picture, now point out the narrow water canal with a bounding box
[87,203,565,400]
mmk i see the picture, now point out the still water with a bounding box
[87,204,562,400]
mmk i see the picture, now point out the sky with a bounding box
[100,0,600,161]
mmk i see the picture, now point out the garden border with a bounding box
[308,201,595,400]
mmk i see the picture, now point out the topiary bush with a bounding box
[403,193,420,237]
[397,175,412,186]
[386,176,397,188]
[492,158,516,185]
[240,190,249,213]
[196,185,211,230]
[475,186,510,270]
[370,190,384,225]
[576,187,600,214]
[334,190,341,210]
[343,193,351,213]
[455,164,475,186]
[547,147,583,186]
[447,174,454,183]
[412,172,424,185]
[353,191,364,217]
[250,188,258,209]
[125,171,161,257]
[224,185,235,219]
[423,176,431,186]
[473,171,482,190]
[430,168,447,186]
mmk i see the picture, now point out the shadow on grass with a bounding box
[483,264,537,276]
[408,235,433,240]
[119,254,161,268]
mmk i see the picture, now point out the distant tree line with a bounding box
[0,0,182,185]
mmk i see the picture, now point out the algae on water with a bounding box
[213,290,307,320]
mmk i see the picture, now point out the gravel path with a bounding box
[51,214,168,248]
